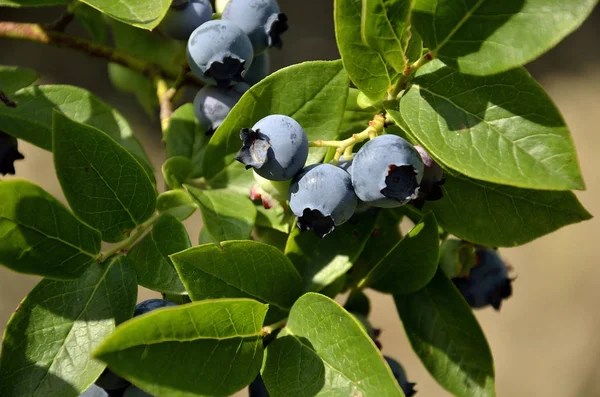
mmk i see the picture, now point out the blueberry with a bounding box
[193,82,249,133]
[0,130,24,175]
[159,0,213,41]
[222,0,288,54]
[187,20,254,87]
[351,135,424,208]
[123,385,153,397]
[78,385,108,397]
[336,154,353,173]
[412,145,445,209]
[133,299,177,317]
[248,375,270,397]
[453,247,513,310]
[384,356,417,397]
[95,368,129,390]
[289,164,358,238]
[244,51,270,85]
[235,115,308,181]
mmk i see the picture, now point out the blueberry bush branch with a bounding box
[98,213,161,264]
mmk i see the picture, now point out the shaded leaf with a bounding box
[52,112,156,242]
[0,180,101,279]
[156,190,197,221]
[164,104,208,178]
[395,270,495,396]
[0,65,38,95]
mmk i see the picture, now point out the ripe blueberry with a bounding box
[79,385,108,397]
[248,375,270,397]
[384,356,417,397]
[351,135,424,208]
[133,299,177,317]
[453,247,513,310]
[159,0,213,41]
[0,130,24,175]
[244,51,270,85]
[289,164,358,238]
[412,145,445,209]
[222,0,288,54]
[236,115,308,181]
[187,20,254,87]
[123,385,153,397]
[193,82,249,133]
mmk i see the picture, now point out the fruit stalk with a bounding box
[97,213,161,263]
[309,114,386,164]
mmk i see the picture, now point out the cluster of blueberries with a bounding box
[235,115,444,238]
[159,0,287,134]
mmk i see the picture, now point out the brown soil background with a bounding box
[1,3,600,396]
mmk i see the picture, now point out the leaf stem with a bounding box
[309,114,386,164]
[98,213,161,263]
[0,21,202,86]
[262,318,287,335]
[388,51,434,100]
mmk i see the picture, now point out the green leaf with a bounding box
[162,156,193,189]
[108,64,158,116]
[206,161,256,195]
[395,270,495,396]
[262,293,405,397]
[202,60,349,180]
[335,0,397,101]
[52,112,157,243]
[0,65,38,95]
[0,0,67,6]
[361,0,413,74]
[422,173,592,247]
[156,190,197,221]
[412,0,598,75]
[94,299,268,397]
[0,257,137,397]
[0,180,101,279]
[285,209,378,292]
[74,3,108,43]
[389,60,585,190]
[362,213,439,294]
[171,241,303,322]
[185,186,256,242]
[349,208,403,285]
[339,88,378,139]
[255,204,294,234]
[253,226,289,252]
[164,104,208,178]
[80,0,171,30]
[0,85,153,176]
[127,214,189,295]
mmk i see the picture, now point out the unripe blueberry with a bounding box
[289,164,358,238]
[133,299,177,317]
[384,356,417,397]
[193,82,249,133]
[351,135,424,208]
[159,0,213,41]
[0,130,24,175]
[236,114,308,181]
[244,51,270,85]
[453,247,514,310]
[187,20,254,87]
[222,0,288,54]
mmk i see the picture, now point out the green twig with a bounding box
[262,318,287,335]
[157,63,194,132]
[388,51,434,100]
[98,213,161,263]
[0,21,202,86]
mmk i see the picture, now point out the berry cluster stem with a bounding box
[310,114,386,164]
[262,318,287,335]
[388,51,434,100]
[97,213,161,263]
[0,21,203,86]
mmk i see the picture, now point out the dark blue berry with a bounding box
[248,375,270,397]
[384,356,417,397]
[193,82,249,133]
[159,0,213,41]
[133,299,177,317]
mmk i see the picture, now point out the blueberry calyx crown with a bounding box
[170,0,189,10]
[205,57,246,88]
[235,128,270,170]
[297,208,335,239]
[267,13,288,49]
[380,164,419,203]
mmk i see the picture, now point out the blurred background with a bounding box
[1,2,599,396]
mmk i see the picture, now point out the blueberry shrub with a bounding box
[0,0,595,396]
